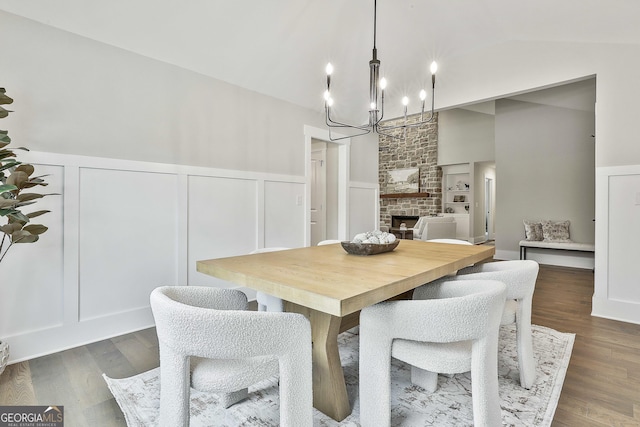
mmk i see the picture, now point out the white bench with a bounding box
[519,240,595,260]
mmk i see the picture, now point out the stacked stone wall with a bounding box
[378,113,442,230]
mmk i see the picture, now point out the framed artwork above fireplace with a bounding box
[382,167,420,194]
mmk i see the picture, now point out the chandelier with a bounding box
[323,0,438,141]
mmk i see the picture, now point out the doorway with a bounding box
[311,140,340,245]
[485,177,494,240]
[304,125,350,247]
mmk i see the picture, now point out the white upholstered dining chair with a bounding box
[250,247,290,312]
[426,238,474,273]
[150,286,312,427]
[359,278,507,427]
[317,239,341,245]
[425,238,472,245]
[453,259,540,389]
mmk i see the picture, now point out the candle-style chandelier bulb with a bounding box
[326,63,334,75]
[419,90,427,101]
[402,96,409,106]
[380,78,387,90]
[430,61,438,75]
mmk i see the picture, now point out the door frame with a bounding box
[303,125,350,246]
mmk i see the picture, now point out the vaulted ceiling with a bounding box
[0,0,636,121]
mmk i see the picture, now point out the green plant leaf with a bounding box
[0,161,19,172]
[26,210,50,219]
[0,184,17,194]
[0,152,17,162]
[7,214,27,225]
[6,170,28,188]
[0,106,10,119]
[15,164,35,176]
[0,198,19,209]
[21,178,50,189]
[14,200,36,209]
[0,89,13,105]
[0,207,17,216]
[11,230,38,244]
[0,223,22,234]
[16,193,44,202]
[7,209,29,220]
[23,224,47,235]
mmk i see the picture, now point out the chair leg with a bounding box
[278,352,313,427]
[158,348,190,427]
[471,336,502,427]
[360,329,393,427]
[516,301,536,389]
[410,367,438,393]
[219,388,249,408]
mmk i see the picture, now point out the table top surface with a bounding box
[196,240,495,317]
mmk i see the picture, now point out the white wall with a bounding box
[0,11,383,179]
[493,99,595,267]
[0,11,380,361]
[435,39,639,321]
[438,108,495,166]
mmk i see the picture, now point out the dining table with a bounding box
[196,238,495,421]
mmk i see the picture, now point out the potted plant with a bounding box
[0,88,53,375]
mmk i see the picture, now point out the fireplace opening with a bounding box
[391,215,419,229]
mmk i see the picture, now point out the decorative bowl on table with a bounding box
[341,240,400,256]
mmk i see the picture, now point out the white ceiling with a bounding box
[0,0,635,121]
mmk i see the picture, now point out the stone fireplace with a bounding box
[379,114,442,231]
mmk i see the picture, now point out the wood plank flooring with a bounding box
[1,264,638,426]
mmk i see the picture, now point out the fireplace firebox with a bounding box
[391,215,419,229]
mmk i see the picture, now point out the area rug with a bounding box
[104,324,574,426]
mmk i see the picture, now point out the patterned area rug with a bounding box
[104,324,574,426]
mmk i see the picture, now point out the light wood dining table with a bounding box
[196,239,495,421]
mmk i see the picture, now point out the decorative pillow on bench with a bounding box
[523,220,544,241]
[541,220,572,242]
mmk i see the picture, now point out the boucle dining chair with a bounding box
[453,259,540,389]
[250,247,291,312]
[425,238,473,245]
[426,238,474,273]
[317,239,341,245]
[150,286,312,427]
[360,279,507,427]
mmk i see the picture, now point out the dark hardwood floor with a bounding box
[1,264,638,426]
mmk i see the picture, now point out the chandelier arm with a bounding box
[326,108,373,131]
[376,114,436,131]
[328,126,372,142]
[373,125,405,140]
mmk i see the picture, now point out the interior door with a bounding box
[311,143,327,245]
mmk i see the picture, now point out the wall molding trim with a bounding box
[593,164,640,325]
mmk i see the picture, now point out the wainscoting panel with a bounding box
[349,183,379,236]
[3,151,309,363]
[78,168,180,321]
[0,164,65,338]
[263,180,305,249]
[605,174,640,303]
[593,165,640,325]
[187,175,258,288]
